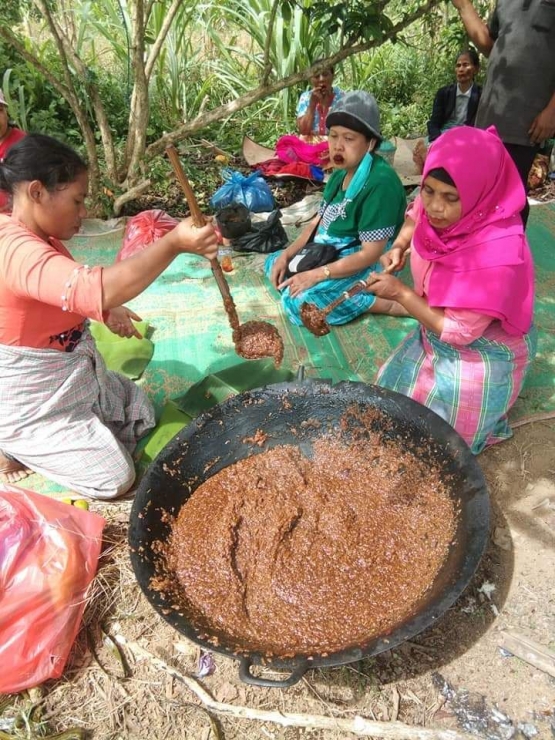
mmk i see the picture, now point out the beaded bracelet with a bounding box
[61,264,90,312]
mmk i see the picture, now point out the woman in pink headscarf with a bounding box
[368,125,536,454]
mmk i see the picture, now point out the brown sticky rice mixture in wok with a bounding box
[158,436,456,657]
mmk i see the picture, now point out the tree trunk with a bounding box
[1,0,445,213]
[124,0,150,188]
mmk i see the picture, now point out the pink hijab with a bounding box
[413,125,534,335]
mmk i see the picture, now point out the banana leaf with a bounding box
[138,359,295,467]
[90,320,153,380]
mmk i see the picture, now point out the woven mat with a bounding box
[18,202,555,494]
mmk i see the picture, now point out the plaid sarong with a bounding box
[376,322,537,454]
[264,246,382,326]
[0,329,155,498]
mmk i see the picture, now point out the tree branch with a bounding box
[144,0,186,81]
[397,0,445,37]
[145,0,157,27]
[59,0,77,46]
[32,0,118,182]
[0,14,103,198]
[125,0,150,183]
[0,27,72,103]
[146,0,444,159]
[30,0,101,184]
[115,635,476,740]
[31,0,82,111]
[113,180,151,215]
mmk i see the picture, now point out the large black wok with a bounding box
[129,378,489,688]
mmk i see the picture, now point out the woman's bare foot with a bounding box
[0,451,32,483]
[369,297,411,317]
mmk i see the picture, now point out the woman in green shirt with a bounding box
[265,91,407,326]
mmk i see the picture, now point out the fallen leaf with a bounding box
[214,680,239,703]
[493,526,512,551]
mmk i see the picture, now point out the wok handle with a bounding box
[238,657,309,688]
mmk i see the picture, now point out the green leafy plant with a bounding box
[0,0,449,216]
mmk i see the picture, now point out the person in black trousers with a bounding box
[451,0,555,227]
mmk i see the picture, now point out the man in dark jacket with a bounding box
[427,50,482,142]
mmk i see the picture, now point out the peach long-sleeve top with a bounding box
[410,247,492,346]
[0,215,105,350]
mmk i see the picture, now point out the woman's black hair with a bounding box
[457,48,480,67]
[427,167,455,186]
[0,133,88,195]
[311,59,334,75]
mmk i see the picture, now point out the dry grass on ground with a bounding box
[2,421,554,740]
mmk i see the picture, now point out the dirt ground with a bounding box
[124,157,555,221]
[4,178,555,740]
[530,177,555,205]
[4,419,553,740]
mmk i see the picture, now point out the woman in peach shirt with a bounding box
[0,134,218,498]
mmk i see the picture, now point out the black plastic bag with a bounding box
[231,210,288,254]
[216,204,251,239]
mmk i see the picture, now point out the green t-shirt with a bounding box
[318,155,406,245]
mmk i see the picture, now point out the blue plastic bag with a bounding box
[210,168,274,213]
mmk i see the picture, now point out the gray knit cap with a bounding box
[326,91,382,141]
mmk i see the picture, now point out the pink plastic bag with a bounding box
[0,486,105,693]
[117,209,179,262]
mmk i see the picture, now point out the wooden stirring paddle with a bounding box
[301,265,396,337]
[166,145,284,366]
[166,146,240,330]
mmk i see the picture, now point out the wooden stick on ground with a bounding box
[511,410,555,428]
[499,630,555,679]
[114,634,475,740]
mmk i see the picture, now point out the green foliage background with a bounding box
[0,0,494,211]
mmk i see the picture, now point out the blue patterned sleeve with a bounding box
[329,87,343,112]
[296,91,311,117]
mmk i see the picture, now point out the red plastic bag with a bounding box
[0,485,105,693]
[117,209,179,262]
